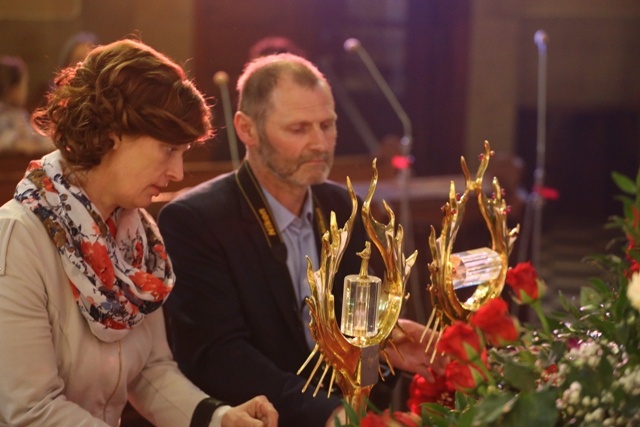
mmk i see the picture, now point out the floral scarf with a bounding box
[14,150,174,342]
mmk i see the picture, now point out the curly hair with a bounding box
[32,38,213,170]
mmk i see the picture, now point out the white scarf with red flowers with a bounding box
[14,150,175,342]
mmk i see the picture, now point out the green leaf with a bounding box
[588,314,617,339]
[612,171,636,194]
[549,339,567,363]
[455,392,475,411]
[501,389,559,427]
[611,290,629,320]
[502,360,537,392]
[473,392,517,424]
[580,286,603,308]
[341,401,360,426]
[422,403,453,427]
[557,291,581,319]
[423,416,450,427]
[456,405,476,427]
[421,402,449,418]
[588,277,613,297]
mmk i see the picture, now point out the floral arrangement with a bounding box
[343,168,640,427]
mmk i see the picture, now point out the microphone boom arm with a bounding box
[214,71,241,169]
[345,38,423,322]
[345,39,413,156]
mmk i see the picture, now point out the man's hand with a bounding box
[324,406,346,427]
[385,318,449,382]
[221,395,278,427]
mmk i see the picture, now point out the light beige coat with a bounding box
[0,199,212,427]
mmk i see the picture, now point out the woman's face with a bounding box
[89,134,190,217]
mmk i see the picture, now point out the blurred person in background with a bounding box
[58,31,100,69]
[0,55,53,154]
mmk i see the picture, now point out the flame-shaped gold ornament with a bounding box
[423,141,520,357]
[298,159,417,418]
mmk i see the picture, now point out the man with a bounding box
[158,53,438,427]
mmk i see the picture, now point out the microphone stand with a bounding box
[518,31,548,270]
[318,57,380,155]
[345,40,423,323]
[214,71,241,169]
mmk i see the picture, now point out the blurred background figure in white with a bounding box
[0,55,53,154]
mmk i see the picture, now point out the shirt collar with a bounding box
[262,187,314,233]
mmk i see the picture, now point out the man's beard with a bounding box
[257,132,334,187]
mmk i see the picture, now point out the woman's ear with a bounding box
[110,132,123,150]
[234,111,258,148]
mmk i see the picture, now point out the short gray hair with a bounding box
[236,53,330,128]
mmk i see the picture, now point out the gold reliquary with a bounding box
[299,141,519,416]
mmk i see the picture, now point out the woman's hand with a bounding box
[221,395,278,427]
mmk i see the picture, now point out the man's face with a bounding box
[255,75,337,188]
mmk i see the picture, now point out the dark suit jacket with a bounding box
[158,166,375,427]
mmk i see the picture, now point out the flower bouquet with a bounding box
[342,168,640,427]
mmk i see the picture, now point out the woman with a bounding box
[0,39,278,427]
[0,55,53,153]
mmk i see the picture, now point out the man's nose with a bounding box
[308,126,332,151]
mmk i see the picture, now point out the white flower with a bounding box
[565,340,601,369]
[567,381,582,405]
[585,407,604,422]
[627,272,640,311]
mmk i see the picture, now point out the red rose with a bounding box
[631,206,639,228]
[540,363,560,386]
[445,354,488,392]
[437,321,483,363]
[625,234,640,277]
[360,412,388,427]
[407,370,455,413]
[505,262,545,304]
[388,411,420,427]
[470,297,519,347]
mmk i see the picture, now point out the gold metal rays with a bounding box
[298,159,417,415]
[423,141,520,357]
